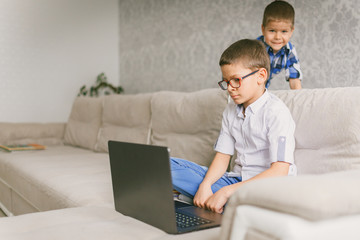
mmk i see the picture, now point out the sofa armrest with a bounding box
[220,170,360,240]
[0,122,66,146]
[221,205,360,240]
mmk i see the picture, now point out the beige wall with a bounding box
[0,0,119,122]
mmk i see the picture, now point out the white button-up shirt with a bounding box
[214,90,296,181]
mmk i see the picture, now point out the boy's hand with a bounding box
[193,183,213,209]
[289,78,301,89]
[204,186,233,214]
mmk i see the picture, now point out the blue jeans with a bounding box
[170,157,242,199]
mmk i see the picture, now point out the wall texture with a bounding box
[0,0,119,122]
[119,0,360,93]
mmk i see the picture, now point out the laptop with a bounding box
[108,140,222,234]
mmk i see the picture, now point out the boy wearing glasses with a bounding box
[171,39,296,214]
[257,0,302,89]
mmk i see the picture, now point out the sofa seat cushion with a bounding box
[272,87,360,174]
[150,88,228,167]
[0,206,220,240]
[0,146,113,215]
[64,97,103,151]
[94,93,152,152]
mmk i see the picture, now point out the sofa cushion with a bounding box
[272,87,360,174]
[0,146,113,215]
[0,206,220,240]
[64,97,103,151]
[150,88,228,167]
[94,93,152,152]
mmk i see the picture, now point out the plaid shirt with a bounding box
[257,35,302,88]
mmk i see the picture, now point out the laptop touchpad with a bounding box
[178,206,222,221]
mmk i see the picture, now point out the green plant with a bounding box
[78,73,124,97]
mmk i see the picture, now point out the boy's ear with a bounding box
[261,24,265,34]
[257,68,268,85]
[291,25,295,33]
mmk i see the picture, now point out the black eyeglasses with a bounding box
[218,70,259,90]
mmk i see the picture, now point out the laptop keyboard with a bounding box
[176,212,213,228]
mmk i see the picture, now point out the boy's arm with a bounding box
[289,78,302,89]
[286,44,302,89]
[193,152,231,209]
[206,106,296,213]
[205,161,290,213]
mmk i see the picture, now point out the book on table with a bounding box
[0,144,46,152]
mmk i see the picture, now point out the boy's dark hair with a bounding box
[262,0,295,27]
[219,39,270,76]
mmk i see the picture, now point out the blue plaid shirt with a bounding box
[257,36,302,88]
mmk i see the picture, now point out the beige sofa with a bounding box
[0,88,227,215]
[0,87,360,240]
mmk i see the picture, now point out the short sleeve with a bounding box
[266,106,296,164]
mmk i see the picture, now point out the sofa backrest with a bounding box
[64,89,228,167]
[272,87,360,174]
[64,94,153,152]
[150,88,228,167]
[65,87,360,174]
[64,97,103,150]
[94,93,152,152]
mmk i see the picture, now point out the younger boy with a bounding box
[170,39,296,214]
[257,0,302,89]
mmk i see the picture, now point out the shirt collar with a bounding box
[237,89,269,116]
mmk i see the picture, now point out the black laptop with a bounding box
[108,140,222,234]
